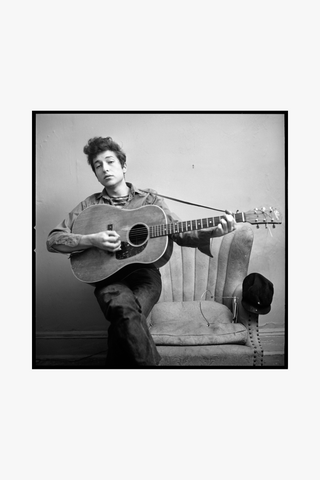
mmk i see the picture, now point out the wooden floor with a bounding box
[34,333,286,368]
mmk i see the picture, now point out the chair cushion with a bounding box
[149,301,248,346]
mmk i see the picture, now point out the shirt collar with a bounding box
[97,182,145,200]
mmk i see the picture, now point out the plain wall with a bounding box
[36,113,286,338]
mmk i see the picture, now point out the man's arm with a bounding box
[49,231,121,254]
[46,199,121,254]
[151,194,236,257]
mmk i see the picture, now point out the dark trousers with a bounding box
[94,267,162,368]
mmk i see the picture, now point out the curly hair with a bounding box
[83,137,127,172]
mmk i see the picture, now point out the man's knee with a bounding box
[94,284,139,317]
[95,284,123,301]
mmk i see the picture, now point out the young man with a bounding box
[47,137,236,367]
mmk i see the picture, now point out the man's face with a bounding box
[93,150,127,189]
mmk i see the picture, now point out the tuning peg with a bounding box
[256,225,259,229]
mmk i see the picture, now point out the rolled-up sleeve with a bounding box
[46,201,87,254]
[172,229,214,257]
[152,194,214,258]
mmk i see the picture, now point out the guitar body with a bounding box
[70,204,173,283]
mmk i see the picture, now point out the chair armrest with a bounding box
[232,284,264,366]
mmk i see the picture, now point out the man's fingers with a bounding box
[217,218,226,233]
[103,231,121,245]
[223,213,236,231]
[226,215,233,232]
[218,215,236,234]
[105,230,119,240]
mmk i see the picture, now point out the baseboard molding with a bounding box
[259,325,286,366]
[35,330,109,361]
[36,330,108,339]
[259,323,285,335]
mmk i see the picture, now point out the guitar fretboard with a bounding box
[149,212,245,238]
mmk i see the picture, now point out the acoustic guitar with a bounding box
[70,204,282,283]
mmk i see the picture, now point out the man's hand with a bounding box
[85,230,122,252]
[212,211,236,237]
[49,230,122,254]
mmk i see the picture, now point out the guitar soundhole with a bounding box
[129,223,149,246]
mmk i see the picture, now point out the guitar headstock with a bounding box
[244,207,282,228]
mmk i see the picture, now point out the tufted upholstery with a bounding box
[148,223,264,366]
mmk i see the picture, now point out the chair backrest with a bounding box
[159,223,254,311]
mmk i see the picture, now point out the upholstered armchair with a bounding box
[147,223,264,366]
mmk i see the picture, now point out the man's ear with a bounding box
[122,163,127,173]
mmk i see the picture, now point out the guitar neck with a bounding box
[149,212,245,238]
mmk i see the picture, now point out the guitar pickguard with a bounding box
[115,241,147,260]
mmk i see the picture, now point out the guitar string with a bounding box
[127,216,279,231]
[120,219,278,236]
[121,218,227,237]
[116,211,279,241]
[118,212,241,238]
